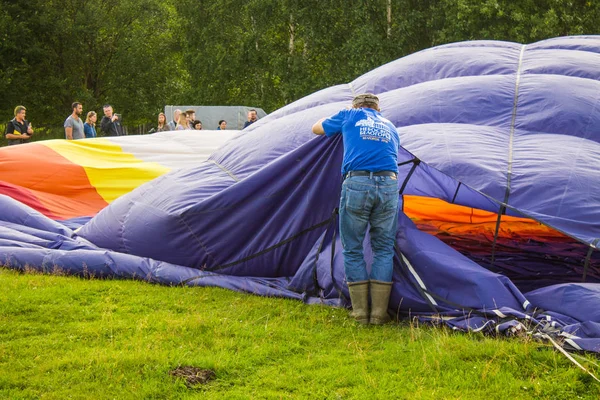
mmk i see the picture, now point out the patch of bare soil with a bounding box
[169,366,216,387]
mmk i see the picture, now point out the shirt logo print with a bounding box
[355,117,392,143]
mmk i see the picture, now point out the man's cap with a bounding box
[352,93,379,107]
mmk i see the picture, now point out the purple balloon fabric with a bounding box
[2,36,600,352]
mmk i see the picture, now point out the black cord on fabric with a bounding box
[309,219,330,296]
[329,210,349,303]
[180,215,336,285]
[582,239,599,282]
[398,158,421,194]
[490,204,507,267]
[308,208,340,298]
[451,182,462,204]
[398,158,419,167]
[212,218,333,272]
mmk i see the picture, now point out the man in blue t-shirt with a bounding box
[312,93,400,325]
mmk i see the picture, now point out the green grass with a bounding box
[0,268,598,399]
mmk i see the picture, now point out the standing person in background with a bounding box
[156,112,169,132]
[100,104,124,136]
[5,105,34,145]
[167,109,181,131]
[64,102,85,140]
[84,111,97,138]
[217,120,227,130]
[185,109,196,125]
[175,111,190,130]
[243,109,258,128]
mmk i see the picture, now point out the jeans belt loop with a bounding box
[369,171,373,179]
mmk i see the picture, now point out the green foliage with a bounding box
[0,0,598,138]
[1,268,600,399]
[0,0,182,135]
[429,0,600,44]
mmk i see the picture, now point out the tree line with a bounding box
[0,0,598,139]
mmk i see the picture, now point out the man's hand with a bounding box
[312,118,326,135]
[27,125,33,135]
[111,115,118,122]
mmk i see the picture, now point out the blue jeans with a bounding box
[339,175,399,283]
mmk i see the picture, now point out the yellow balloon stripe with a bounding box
[41,139,171,203]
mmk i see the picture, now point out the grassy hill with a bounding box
[1,268,598,399]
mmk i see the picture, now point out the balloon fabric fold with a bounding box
[1,36,599,352]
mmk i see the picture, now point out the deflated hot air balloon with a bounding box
[1,36,599,352]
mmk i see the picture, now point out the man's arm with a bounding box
[100,117,111,133]
[312,118,326,135]
[65,126,73,140]
[5,123,29,140]
[5,133,29,140]
[64,118,75,140]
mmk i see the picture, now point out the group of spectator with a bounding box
[155,108,258,132]
[5,104,260,145]
[155,109,202,132]
[63,102,124,140]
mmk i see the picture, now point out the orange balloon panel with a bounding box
[0,133,229,221]
[0,143,108,219]
[403,195,569,242]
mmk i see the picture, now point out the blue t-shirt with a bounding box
[322,108,399,176]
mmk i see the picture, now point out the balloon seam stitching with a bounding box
[491,44,526,266]
[209,160,239,182]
